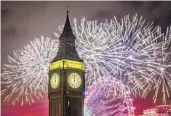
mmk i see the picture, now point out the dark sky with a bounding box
[1,1,171,116]
[2,1,171,65]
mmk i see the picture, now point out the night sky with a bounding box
[1,1,171,116]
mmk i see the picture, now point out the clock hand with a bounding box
[74,75,75,83]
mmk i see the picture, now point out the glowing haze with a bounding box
[2,1,171,116]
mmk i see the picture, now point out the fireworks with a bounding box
[2,14,171,106]
[147,26,171,104]
[73,15,171,104]
[2,36,58,105]
[84,77,135,116]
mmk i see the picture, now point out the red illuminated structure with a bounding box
[139,105,171,116]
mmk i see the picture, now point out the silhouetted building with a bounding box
[139,105,171,116]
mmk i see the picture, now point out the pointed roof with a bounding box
[52,11,82,62]
[60,11,74,38]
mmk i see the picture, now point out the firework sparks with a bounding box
[146,26,171,104]
[84,77,135,116]
[73,15,171,104]
[2,36,58,105]
[1,14,171,105]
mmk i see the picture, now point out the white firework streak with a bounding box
[84,77,135,116]
[2,36,58,105]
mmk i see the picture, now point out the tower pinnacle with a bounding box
[60,10,74,38]
[52,11,82,62]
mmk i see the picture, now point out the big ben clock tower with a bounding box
[48,11,85,116]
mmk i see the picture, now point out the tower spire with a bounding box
[60,10,74,38]
[52,10,82,61]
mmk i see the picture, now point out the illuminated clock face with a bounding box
[50,73,60,89]
[68,73,82,89]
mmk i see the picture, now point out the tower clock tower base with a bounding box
[48,11,85,116]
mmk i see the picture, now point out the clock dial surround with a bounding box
[50,73,60,89]
[68,73,82,89]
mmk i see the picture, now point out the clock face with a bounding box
[50,73,60,89]
[68,73,82,89]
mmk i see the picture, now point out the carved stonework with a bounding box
[48,11,85,116]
